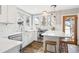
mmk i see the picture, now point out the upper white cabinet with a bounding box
[0,5,32,26]
[0,5,17,23]
[0,6,7,22]
[7,6,17,23]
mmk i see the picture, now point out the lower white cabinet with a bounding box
[22,31,37,48]
[8,31,37,48]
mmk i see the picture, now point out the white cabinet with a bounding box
[0,5,17,23]
[22,31,33,48]
[7,6,18,33]
[7,5,17,23]
[22,31,37,48]
[0,6,7,22]
[32,31,37,41]
[0,6,18,33]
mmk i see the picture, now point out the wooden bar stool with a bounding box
[59,40,68,53]
[44,40,57,53]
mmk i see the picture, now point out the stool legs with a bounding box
[44,44,47,53]
[55,45,56,53]
[59,41,68,53]
[64,43,68,53]
[44,43,57,53]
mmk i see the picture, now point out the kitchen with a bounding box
[0,5,79,53]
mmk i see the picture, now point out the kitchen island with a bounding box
[42,30,70,52]
[0,38,22,53]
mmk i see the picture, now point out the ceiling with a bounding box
[17,5,79,14]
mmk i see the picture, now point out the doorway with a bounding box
[63,15,77,45]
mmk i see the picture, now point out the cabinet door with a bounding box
[32,31,37,41]
[7,6,17,23]
[22,32,28,48]
[0,6,7,22]
[63,15,77,45]
[0,5,17,23]
[22,32,34,48]
[27,31,34,43]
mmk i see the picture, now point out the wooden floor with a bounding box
[22,41,43,53]
[22,41,79,53]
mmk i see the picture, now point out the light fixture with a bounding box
[42,5,57,17]
[17,16,24,25]
[50,5,56,15]
[42,11,48,16]
[50,5,57,31]
[41,5,57,31]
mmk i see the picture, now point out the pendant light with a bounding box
[50,5,57,31]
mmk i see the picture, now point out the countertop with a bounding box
[0,38,22,53]
[0,32,22,38]
[42,30,71,38]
